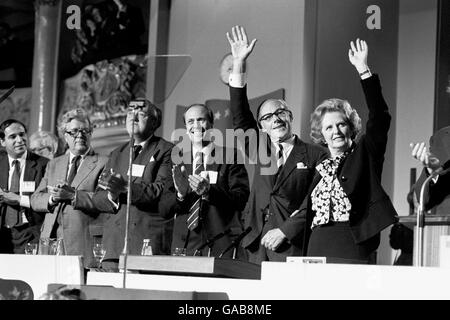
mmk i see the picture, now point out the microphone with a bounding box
[430,164,450,177]
[218,227,252,259]
[193,228,231,256]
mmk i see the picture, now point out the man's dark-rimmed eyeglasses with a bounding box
[258,108,292,122]
[65,129,92,137]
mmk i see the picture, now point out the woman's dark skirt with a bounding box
[307,222,379,264]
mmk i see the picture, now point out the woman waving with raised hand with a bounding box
[290,39,398,264]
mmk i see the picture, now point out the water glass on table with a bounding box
[92,243,106,268]
[24,242,38,255]
[172,247,187,256]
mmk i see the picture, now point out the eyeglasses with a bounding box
[258,108,292,122]
[65,128,92,137]
[127,108,150,119]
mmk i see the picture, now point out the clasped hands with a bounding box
[48,181,76,203]
[0,187,20,205]
[410,142,441,174]
[98,168,127,200]
[172,164,210,198]
[261,228,287,252]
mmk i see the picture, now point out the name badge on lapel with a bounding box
[128,164,145,177]
[21,181,35,192]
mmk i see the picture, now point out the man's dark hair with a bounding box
[0,119,27,140]
[183,103,214,125]
[131,98,162,131]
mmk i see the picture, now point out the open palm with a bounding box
[226,25,257,61]
[348,38,368,68]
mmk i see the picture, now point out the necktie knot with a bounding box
[72,155,81,164]
[133,145,142,160]
[12,159,20,170]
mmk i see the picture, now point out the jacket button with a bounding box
[341,176,347,181]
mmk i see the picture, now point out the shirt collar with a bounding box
[134,134,153,149]
[193,142,214,158]
[275,135,296,150]
[69,147,91,162]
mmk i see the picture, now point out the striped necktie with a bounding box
[187,152,203,231]
[277,144,284,170]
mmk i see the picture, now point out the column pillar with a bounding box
[29,0,62,134]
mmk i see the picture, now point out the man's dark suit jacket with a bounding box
[287,75,398,253]
[93,135,174,260]
[230,85,327,263]
[0,151,48,253]
[159,146,250,258]
[414,160,450,211]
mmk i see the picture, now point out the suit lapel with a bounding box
[184,151,193,175]
[205,146,220,173]
[132,136,160,182]
[273,137,307,192]
[72,150,98,188]
[56,154,70,184]
[0,154,8,190]
[135,136,158,165]
[24,152,38,183]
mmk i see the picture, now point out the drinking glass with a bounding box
[92,243,106,267]
[172,247,187,256]
[24,242,38,255]
[38,238,64,255]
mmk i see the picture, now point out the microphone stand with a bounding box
[193,229,232,257]
[122,109,136,288]
[218,227,251,259]
[416,173,436,267]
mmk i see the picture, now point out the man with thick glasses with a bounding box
[92,98,174,271]
[32,108,108,268]
[227,26,327,264]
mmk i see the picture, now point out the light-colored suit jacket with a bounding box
[31,149,108,267]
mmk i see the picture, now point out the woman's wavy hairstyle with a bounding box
[310,98,362,145]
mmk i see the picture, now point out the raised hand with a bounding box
[226,25,257,63]
[348,38,369,73]
[410,142,441,172]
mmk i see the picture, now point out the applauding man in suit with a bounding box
[93,99,174,270]
[227,26,327,264]
[0,120,48,253]
[31,109,108,267]
[159,104,249,257]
